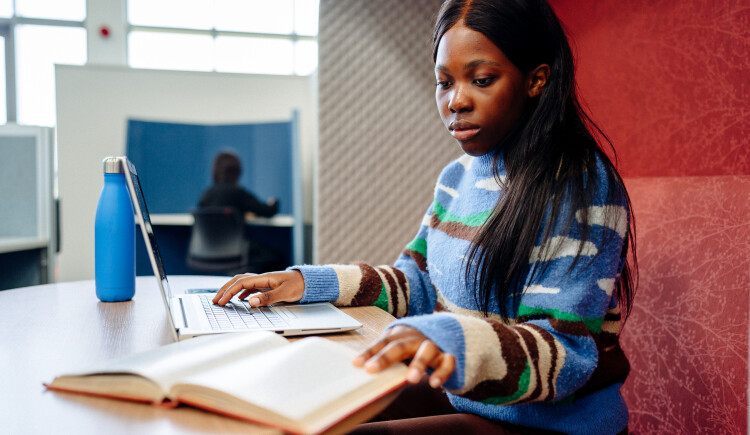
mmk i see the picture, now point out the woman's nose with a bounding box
[448,85,472,113]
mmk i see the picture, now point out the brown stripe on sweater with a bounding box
[377,266,400,317]
[462,320,528,401]
[601,307,622,338]
[403,249,428,272]
[604,311,621,322]
[514,327,543,402]
[524,323,560,401]
[434,299,445,312]
[548,318,589,336]
[430,214,479,241]
[350,263,384,307]
[392,267,409,316]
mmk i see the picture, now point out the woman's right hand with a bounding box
[212,270,305,307]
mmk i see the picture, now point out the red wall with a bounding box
[550,0,749,177]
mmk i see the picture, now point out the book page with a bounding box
[58,331,287,393]
[175,337,407,426]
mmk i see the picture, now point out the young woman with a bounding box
[214,0,636,433]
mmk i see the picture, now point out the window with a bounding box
[0,0,86,126]
[128,31,214,72]
[0,1,317,127]
[127,0,319,75]
[215,36,294,75]
[0,0,11,18]
[128,0,212,30]
[16,25,86,126]
[15,0,86,21]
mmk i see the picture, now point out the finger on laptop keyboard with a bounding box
[213,273,254,304]
[217,271,305,307]
[214,273,281,305]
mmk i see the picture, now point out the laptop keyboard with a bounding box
[199,295,287,330]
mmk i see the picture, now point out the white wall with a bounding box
[55,64,316,282]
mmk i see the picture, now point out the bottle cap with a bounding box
[102,156,125,174]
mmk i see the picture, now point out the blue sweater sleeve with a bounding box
[289,204,438,318]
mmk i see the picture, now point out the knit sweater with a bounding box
[292,152,631,434]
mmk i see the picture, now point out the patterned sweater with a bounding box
[292,152,631,434]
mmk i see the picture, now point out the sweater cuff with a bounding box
[389,313,466,390]
[287,265,339,303]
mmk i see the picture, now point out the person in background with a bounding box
[198,150,283,272]
[213,0,637,433]
[199,150,279,217]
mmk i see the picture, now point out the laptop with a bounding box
[117,156,362,341]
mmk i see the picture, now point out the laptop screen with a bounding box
[122,157,172,302]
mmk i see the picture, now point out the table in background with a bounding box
[0,275,394,434]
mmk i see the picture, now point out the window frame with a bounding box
[0,15,85,123]
[126,24,317,75]
[125,0,318,76]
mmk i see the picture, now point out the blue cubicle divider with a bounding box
[126,117,302,276]
[126,119,294,214]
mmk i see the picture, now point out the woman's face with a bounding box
[435,24,531,157]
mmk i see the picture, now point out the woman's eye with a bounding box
[435,80,451,89]
[473,77,495,87]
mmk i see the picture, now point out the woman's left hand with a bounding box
[353,325,455,389]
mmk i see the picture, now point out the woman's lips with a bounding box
[449,120,480,141]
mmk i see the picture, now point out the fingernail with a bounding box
[352,356,365,366]
[249,297,259,306]
[408,368,421,383]
[365,360,379,372]
[429,377,442,388]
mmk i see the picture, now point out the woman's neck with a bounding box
[471,149,505,177]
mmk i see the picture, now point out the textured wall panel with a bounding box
[551,0,750,177]
[317,0,458,264]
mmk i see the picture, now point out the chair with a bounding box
[620,175,750,433]
[187,207,249,275]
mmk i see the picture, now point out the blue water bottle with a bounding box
[95,157,135,302]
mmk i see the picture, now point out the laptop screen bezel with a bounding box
[118,156,179,341]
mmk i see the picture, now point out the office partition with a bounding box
[125,115,303,273]
[0,124,56,289]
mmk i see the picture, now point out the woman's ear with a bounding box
[527,64,550,98]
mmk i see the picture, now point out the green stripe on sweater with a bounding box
[373,283,389,312]
[482,362,531,405]
[518,304,603,333]
[433,199,491,227]
[406,237,427,257]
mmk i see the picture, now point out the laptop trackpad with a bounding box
[278,304,334,319]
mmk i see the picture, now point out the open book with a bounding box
[45,332,408,435]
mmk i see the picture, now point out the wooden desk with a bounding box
[0,276,394,434]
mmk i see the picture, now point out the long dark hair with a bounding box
[433,0,637,321]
